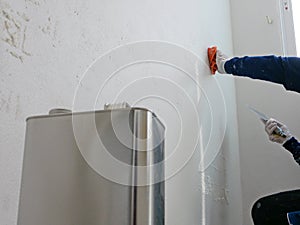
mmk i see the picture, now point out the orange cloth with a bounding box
[207,46,217,74]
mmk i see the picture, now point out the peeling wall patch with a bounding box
[0,8,31,60]
[9,51,24,62]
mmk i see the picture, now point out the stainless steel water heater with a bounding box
[18,107,165,225]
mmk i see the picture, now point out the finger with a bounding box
[270,124,279,133]
[266,118,275,126]
[267,122,277,129]
[266,123,277,134]
[273,120,285,129]
[265,121,275,131]
[267,118,283,128]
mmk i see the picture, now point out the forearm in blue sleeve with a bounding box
[224,56,300,93]
[283,137,300,165]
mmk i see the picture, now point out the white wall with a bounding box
[0,0,242,224]
[230,0,300,224]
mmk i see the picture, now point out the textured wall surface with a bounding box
[0,0,241,224]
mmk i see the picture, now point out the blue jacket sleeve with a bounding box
[283,137,300,165]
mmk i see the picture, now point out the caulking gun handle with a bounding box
[272,126,287,138]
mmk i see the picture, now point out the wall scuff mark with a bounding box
[0,91,22,119]
[9,51,23,62]
[24,0,44,7]
[38,16,58,46]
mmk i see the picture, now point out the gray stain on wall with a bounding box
[24,0,43,7]
[0,92,11,113]
[1,195,10,212]
[0,91,23,119]
[15,95,21,119]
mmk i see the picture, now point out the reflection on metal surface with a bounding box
[131,109,165,225]
[104,102,131,110]
[48,108,72,115]
[18,108,165,225]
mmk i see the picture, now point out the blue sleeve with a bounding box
[283,137,300,165]
[224,56,300,93]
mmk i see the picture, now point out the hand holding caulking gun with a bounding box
[247,105,287,138]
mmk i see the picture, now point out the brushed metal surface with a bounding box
[18,108,164,225]
[131,110,165,225]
